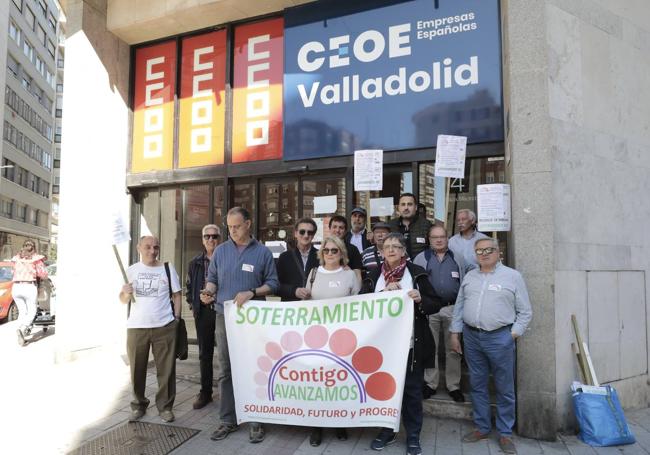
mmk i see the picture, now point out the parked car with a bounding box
[0,261,18,322]
[0,261,54,323]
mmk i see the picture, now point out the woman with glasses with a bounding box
[360,233,443,455]
[11,239,48,346]
[304,235,361,446]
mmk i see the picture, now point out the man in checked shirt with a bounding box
[450,238,532,455]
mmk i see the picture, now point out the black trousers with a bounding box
[194,305,216,396]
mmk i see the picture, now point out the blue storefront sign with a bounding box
[283,0,503,161]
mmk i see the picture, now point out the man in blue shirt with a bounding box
[201,207,279,444]
[450,238,532,455]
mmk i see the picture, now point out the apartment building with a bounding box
[0,0,63,259]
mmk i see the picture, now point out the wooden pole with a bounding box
[113,244,134,303]
[365,190,371,232]
[571,314,592,385]
[443,178,451,228]
[572,342,588,383]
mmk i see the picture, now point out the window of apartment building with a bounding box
[12,0,23,11]
[37,24,46,46]
[38,0,47,16]
[16,204,27,222]
[55,108,62,118]
[1,159,15,180]
[56,84,63,93]
[48,13,56,31]
[39,211,48,228]
[23,40,34,62]
[46,69,54,87]
[7,55,19,78]
[47,40,55,58]
[29,173,37,192]
[15,167,27,187]
[21,73,32,91]
[30,209,38,225]
[39,179,50,197]
[25,7,36,30]
[35,56,44,75]
[9,21,21,45]
[1,199,14,218]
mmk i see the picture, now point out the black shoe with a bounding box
[193,393,213,409]
[336,427,348,441]
[370,429,397,451]
[422,385,436,399]
[449,389,465,402]
[309,428,322,447]
[407,440,422,455]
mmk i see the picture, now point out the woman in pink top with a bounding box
[11,239,47,345]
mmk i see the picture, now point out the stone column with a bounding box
[501,0,557,440]
[55,0,131,362]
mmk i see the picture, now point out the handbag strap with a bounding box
[164,262,177,318]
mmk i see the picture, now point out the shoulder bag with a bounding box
[165,262,188,360]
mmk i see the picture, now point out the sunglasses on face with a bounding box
[322,248,339,255]
[298,229,315,237]
[475,247,497,256]
[203,234,220,240]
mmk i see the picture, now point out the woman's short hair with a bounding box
[318,236,349,266]
[383,232,408,250]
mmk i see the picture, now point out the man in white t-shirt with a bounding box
[119,236,182,423]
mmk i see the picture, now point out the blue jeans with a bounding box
[463,325,516,436]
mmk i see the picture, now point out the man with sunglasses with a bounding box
[449,238,532,454]
[186,224,221,409]
[277,218,320,301]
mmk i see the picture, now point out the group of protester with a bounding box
[118,193,532,455]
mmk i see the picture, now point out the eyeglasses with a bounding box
[322,248,340,255]
[475,247,497,256]
[298,229,315,237]
[383,245,405,252]
[203,234,220,240]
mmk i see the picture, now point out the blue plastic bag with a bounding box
[572,384,635,446]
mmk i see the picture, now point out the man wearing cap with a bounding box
[345,207,371,255]
[361,222,391,272]
[389,193,432,259]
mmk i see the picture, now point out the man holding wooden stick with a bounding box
[449,238,532,454]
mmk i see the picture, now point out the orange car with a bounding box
[0,261,18,322]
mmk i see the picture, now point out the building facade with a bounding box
[0,0,63,259]
[54,0,650,440]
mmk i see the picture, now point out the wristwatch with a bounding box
[249,287,257,298]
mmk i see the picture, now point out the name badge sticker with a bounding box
[416,237,426,244]
[488,284,502,291]
[242,264,254,272]
[451,271,460,278]
[328,281,341,288]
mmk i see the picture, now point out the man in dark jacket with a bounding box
[186,224,221,409]
[277,218,319,301]
[360,233,443,455]
[329,215,364,281]
[388,193,432,259]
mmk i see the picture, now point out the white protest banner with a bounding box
[111,211,131,245]
[369,197,395,217]
[354,150,383,191]
[313,195,337,215]
[477,184,511,232]
[434,135,467,178]
[226,290,413,430]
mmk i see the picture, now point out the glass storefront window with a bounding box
[230,181,256,234]
[419,156,508,263]
[140,190,160,239]
[302,175,346,242]
[354,165,413,225]
[183,184,210,277]
[213,185,225,233]
[160,188,182,273]
[259,180,298,244]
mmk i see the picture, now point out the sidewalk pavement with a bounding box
[3,321,650,454]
